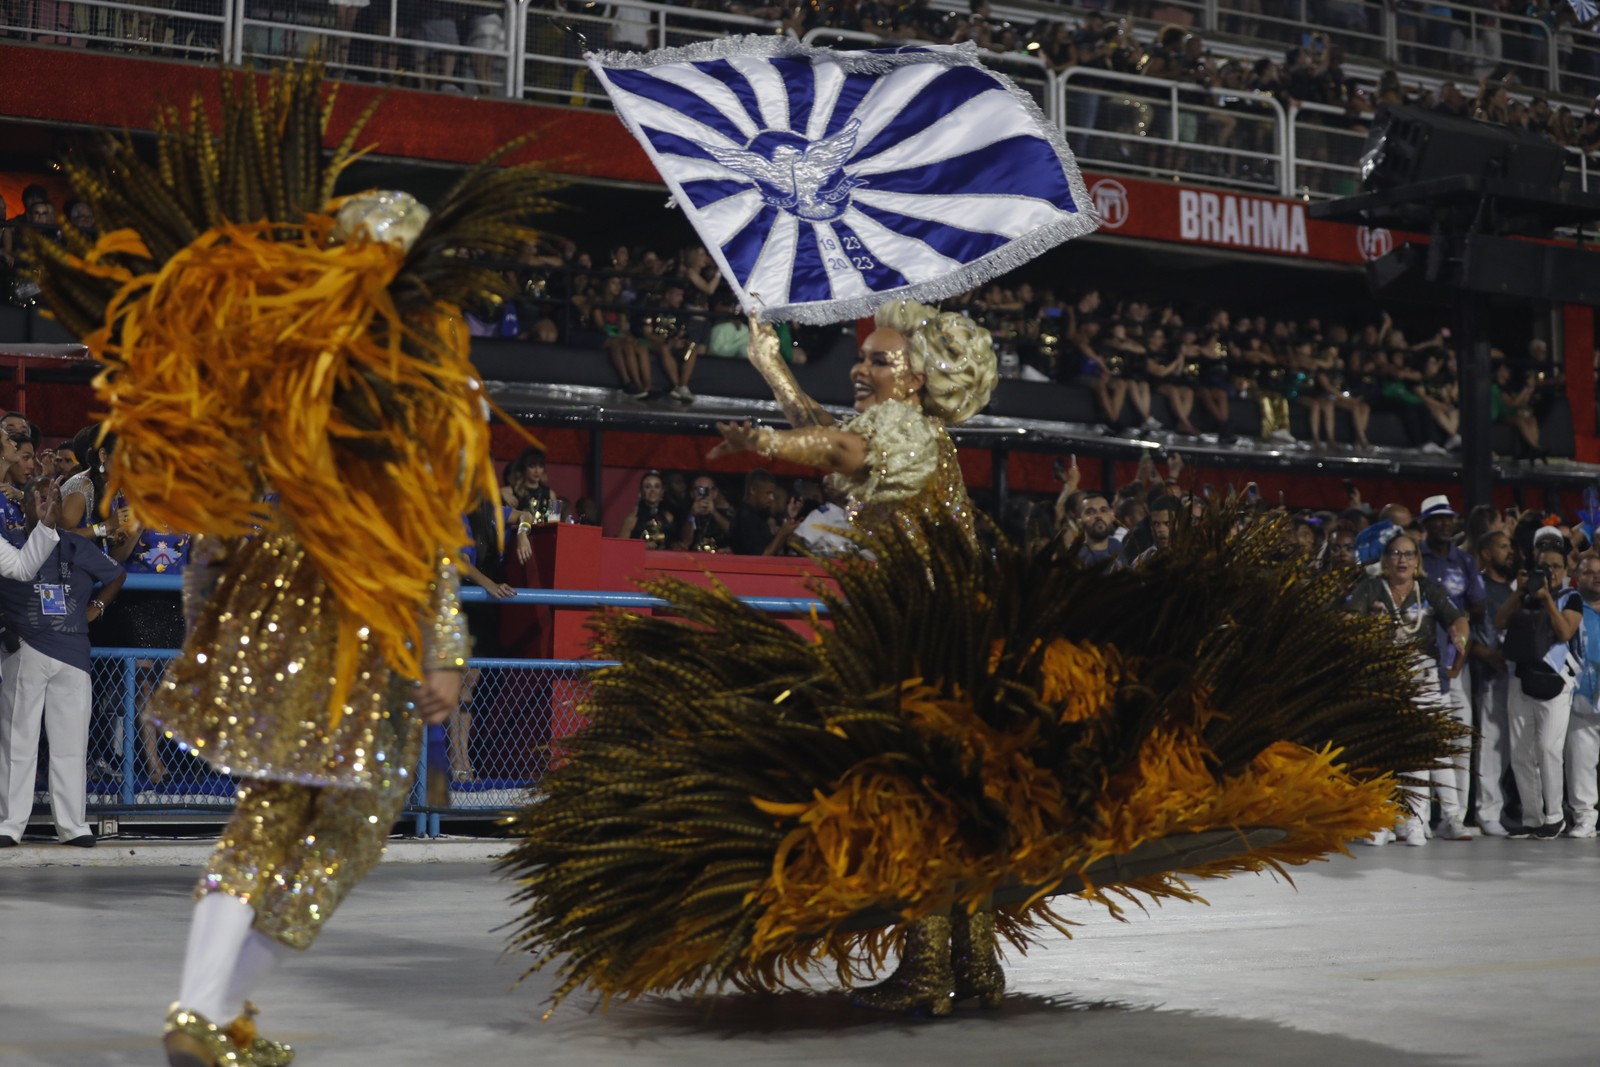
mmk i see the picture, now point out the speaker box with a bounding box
[1360,106,1567,191]
[1456,235,1600,304]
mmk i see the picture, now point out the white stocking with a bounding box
[176,892,256,1023]
[224,929,293,1014]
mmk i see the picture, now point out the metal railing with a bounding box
[1,0,232,58]
[517,1,782,107]
[1213,0,1391,67]
[1396,1,1556,89]
[1057,65,1291,196]
[83,645,606,835]
[234,0,519,96]
[2,0,1595,205]
[953,0,1576,99]
[1288,99,1367,200]
[801,25,1060,125]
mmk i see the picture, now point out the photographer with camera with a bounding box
[671,473,733,552]
[1495,530,1582,838]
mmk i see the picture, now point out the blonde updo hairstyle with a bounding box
[874,299,998,425]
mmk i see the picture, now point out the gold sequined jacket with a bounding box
[833,399,973,543]
[147,530,468,789]
[746,335,973,545]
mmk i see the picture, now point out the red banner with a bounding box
[1079,171,1408,266]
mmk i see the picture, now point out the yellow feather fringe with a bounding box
[75,215,496,719]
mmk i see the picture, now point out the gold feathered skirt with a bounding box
[500,507,1467,1009]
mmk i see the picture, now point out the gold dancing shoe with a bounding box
[850,913,955,1017]
[951,908,1006,1009]
[162,1004,252,1067]
[230,1003,294,1066]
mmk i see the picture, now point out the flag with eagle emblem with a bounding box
[587,36,1099,324]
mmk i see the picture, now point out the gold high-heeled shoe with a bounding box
[229,1003,294,1066]
[850,913,955,1016]
[951,908,1006,1009]
[162,1004,251,1067]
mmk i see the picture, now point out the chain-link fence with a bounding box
[86,649,230,809]
[415,656,598,814]
[78,646,601,820]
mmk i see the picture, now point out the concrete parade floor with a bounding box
[3,838,1599,1067]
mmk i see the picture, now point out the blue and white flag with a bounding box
[587,36,1098,324]
[1569,0,1598,24]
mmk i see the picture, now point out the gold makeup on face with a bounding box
[856,328,920,407]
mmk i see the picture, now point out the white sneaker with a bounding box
[1420,442,1448,455]
[1566,817,1598,839]
[1477,819,1508,837]
[1439,818,1473,841]
[1400,817,1428,846]
[1268,429,1296,444]
[1443,434,1462,450]
[1356,828,1393,846]
[1143,416,1162,431]
[673,386,695,403]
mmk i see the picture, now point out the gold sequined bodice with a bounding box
[831,399,974,545]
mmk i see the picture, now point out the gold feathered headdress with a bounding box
[29,61,555,710]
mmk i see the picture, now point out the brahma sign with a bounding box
[1084,171,1400,266]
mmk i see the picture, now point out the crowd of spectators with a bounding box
[603,464,848,556]
[0,184,95,307]
[2,183,1574,462]
[462,234,831,405]
[0,0,512,91]
[244,227,1586,458]
[9,1,1600,242]
[1006,454,1600,843]
[952,281,1566,458]
[3,399,1600,840]
[715,2,1600,194]
[797,1,1599,135]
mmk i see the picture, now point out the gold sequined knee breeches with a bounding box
[196,776,411,950]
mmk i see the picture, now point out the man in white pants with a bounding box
[0,478,123,847]
[1500,541,1582,839]
[1566,553,1600,838]
[1469,529,1516,835]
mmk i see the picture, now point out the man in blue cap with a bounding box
[1418,493,1485,840]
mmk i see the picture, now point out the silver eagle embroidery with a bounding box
[701,120,867,222]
